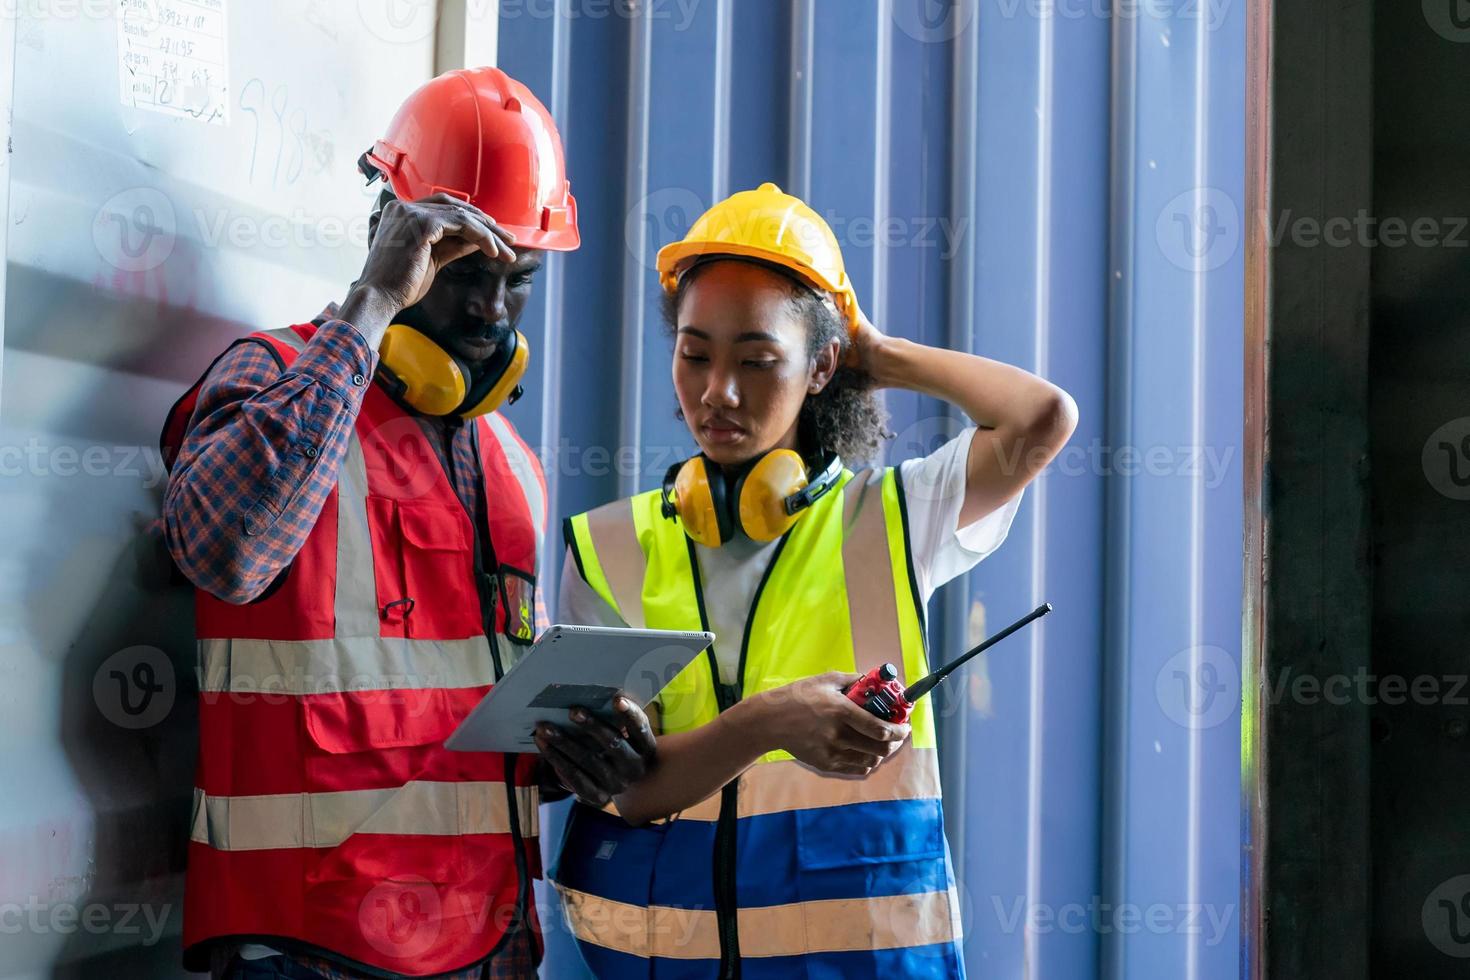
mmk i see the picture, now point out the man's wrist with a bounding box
[337,284,399,349]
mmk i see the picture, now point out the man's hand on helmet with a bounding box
[339,193,517,348]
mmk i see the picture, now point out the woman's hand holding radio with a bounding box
[605,673,910,826]
[339,192,518,349]
[746,672,911,777]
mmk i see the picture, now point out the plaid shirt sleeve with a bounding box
[162,318,378,604]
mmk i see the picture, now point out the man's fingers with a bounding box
[567,708,647,783]
[422,210,513,264]
[420,191,517,244]
[608,696,658,760]
[442,207,516,262]
[545,727,625,788]
[537,735,613,806]
[414,201,516,261]
[549,716,650,790]
[384,203,505,266]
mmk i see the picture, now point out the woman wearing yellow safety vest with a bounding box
[541,184,1078,979]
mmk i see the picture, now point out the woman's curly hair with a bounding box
[662,259,890,466]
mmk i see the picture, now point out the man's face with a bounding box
[361,191,546,371]
[394,243,544,372]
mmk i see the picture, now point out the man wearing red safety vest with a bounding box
[160,68,655,980]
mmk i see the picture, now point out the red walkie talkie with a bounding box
[846,602,1052,721]
[845,662,913,723]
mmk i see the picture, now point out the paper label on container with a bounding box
[117,0,230,125]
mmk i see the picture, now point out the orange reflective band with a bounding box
[582,497,648,627]
[196,636,499,695]
[485,412,546,537]
[555,883,961,960]
[333,435,381,636]
[601,746,941,825]
[841,469,907,679]
[190,781,538,851]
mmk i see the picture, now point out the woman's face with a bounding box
[671,261,839,466]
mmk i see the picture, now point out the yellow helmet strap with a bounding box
[378,323,529,419]
[660,449,843,547]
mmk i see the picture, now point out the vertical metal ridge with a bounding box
[1185,6,1214,979]
[537,0,574,601]
[938,0,982,904]
[871,0,894,323]
[711,0,733,200]
[787,0,814,198]
[617,6,654,499]
[1101,0,1140,976]
[0,7,15,399]
[1024,9,1057,978]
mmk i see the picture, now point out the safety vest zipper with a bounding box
[691,532,794,979]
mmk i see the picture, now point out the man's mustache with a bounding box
[460,321,513,342]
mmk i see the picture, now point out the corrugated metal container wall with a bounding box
[499,2,1245,978]
[0,2,1244,978]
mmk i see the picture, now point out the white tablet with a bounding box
[444,624,715,753]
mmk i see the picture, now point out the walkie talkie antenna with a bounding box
[903,602,1053,703]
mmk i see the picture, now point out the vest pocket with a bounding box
[302,688,461,755]
[365,495,482,638]
[790,798,952,962]
[302,693,470,888]
[792,795,946,871]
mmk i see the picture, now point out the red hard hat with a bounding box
[363,67,579,251]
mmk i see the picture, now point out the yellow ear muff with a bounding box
[672,457,727,548]
[736,449,809,542]
[379,323,468,416]
[461,330,530,419]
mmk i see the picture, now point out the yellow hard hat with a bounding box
[656,183,860,336]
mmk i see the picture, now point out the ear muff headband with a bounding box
[378,323,529,419]
[783,449,843,513]
[661,448,844,546]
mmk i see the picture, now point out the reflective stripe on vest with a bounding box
[553,883,963,960]
[555,468,965,978]
[175,323,548,977]
[190,782,538,850]
[593,742,941,823]
[197,636,499,694]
